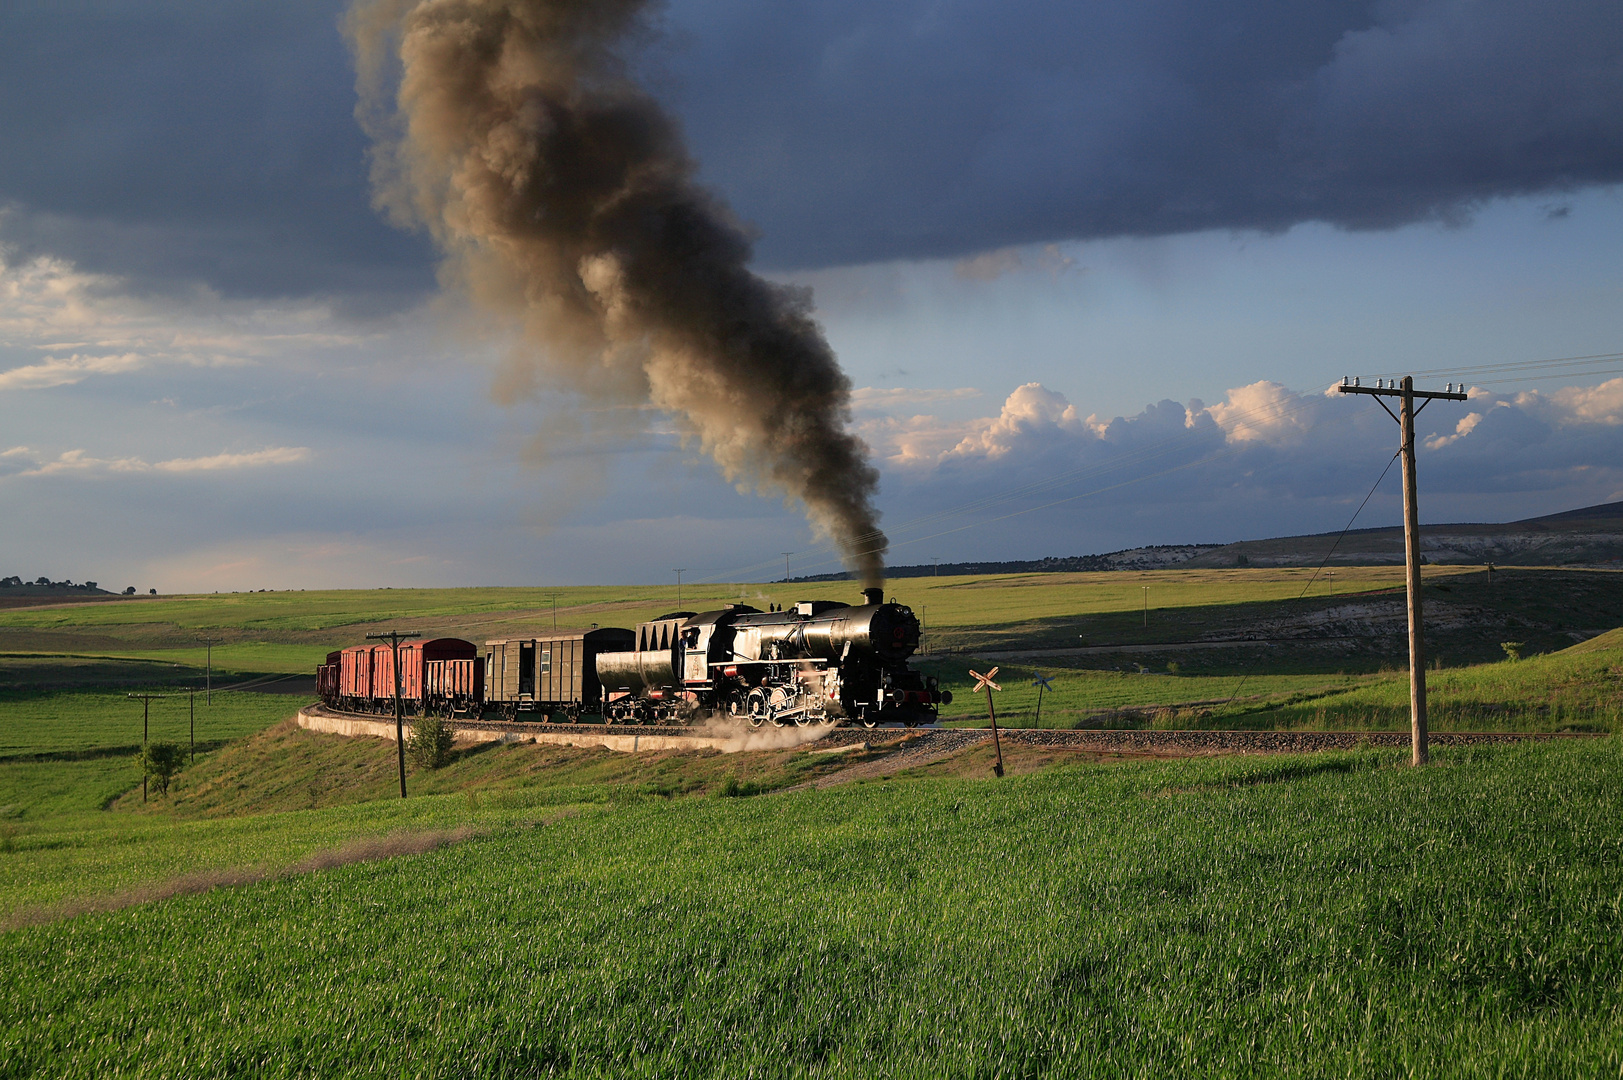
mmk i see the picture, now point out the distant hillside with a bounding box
[1182,500,1623,569]
[790,545,1225,582]
[790,500,1623,581]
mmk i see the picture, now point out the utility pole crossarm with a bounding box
[1337,385,1469,402]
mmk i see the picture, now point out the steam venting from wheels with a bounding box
[346,0,886,585]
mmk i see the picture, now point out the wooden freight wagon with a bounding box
[337,645,376,710]
[484,628,634,721]
[316,650,341,706]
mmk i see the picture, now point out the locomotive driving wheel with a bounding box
[745,687,770,729]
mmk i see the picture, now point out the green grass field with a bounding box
[2,573,1621,1075]
[929,626,1623,732]
[3,739,1622,1077]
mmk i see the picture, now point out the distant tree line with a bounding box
[0,575,100,590]
[0,577,155,595]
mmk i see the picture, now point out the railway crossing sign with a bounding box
[968,668,1005,777]
[1031,672,1053,729]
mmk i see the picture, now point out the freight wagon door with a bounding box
[540,645,556,703]
[519,642,535,697]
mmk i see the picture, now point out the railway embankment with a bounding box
[295,704,866,754]
[299,704,1593,758]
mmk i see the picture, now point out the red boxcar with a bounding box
[339,645,375,704]
[316,650,341,705]
[326,638,482,715]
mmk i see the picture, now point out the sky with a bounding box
[1,0,1621,591]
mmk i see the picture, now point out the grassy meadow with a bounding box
[1,571,1621,1075]
[3,739,1623,1076]
[928,626,1623,732]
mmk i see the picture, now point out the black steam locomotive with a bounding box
[319,587,947,727]
[598,587,947,727]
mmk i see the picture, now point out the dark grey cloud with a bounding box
[664,0,1623,267]
[0,0,1618,298]
[0,0,433,299]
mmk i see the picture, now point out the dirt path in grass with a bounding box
[2,825,483,932]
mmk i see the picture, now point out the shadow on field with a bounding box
[1148,756,1368,795]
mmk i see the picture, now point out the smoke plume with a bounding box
[346,0,885,584]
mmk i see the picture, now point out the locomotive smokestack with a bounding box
[347,0,887,585]
[863,587,884,608]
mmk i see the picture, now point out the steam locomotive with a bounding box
[317,587,948,727]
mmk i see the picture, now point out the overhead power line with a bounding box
[1374,349,1623,387]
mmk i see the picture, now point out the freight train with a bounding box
[316,587,948,727]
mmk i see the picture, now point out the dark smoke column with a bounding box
[347,0,886,584]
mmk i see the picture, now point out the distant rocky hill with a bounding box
[791,500,1623,581]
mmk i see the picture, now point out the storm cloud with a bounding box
[673,0,1623,267]
[0,0,1618,295]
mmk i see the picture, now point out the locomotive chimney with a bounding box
[863,587,884,607]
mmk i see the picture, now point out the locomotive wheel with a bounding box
[745,687,771,729]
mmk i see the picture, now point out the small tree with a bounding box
[1500,641,1525,662]
[142,742,186,796]
[408,714,456,770]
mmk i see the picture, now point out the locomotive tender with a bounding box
[316,588,947,727]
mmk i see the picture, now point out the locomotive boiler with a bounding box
[597,587,949,727]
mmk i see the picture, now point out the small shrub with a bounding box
[408,714,456,770]
[716,776,766,798]
[1500,641,1525,662]
[142,742,186,796]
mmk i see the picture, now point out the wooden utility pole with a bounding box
[198,636,214,704]
[1337,375,1467,765]
[128,692,178,802]
[367,629,421,798]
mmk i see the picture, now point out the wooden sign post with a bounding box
[969,668,1005,777]
[1031,672,1053,730]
